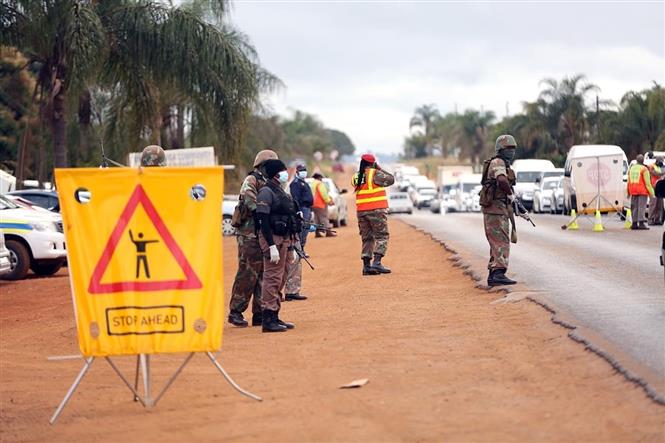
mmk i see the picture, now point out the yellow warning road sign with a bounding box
[55,167,224,356]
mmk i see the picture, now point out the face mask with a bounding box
[298,171,307,179]
[277,170,289,183]
[499,148,516,162]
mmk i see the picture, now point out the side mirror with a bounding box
[340,189,348,194]
[564,170,571,177]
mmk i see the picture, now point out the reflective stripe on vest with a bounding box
[355,168,388,211]
[627,164,650,196]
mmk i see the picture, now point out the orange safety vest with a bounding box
[312,181,329,209]
[627,164,652,196]
[648,164,662,187]
[354,168,388,212]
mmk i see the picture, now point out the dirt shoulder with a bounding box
[1,212,663,442]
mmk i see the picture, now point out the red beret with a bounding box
[361,153,376,163]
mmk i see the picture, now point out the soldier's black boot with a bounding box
[285,293,308,301]
[276,309,295,329]
[638,222,650,230]
[630,222,639,230]
[251,312,262,326]
[488,268,517,286]
[228,310,248,327]
[371,254,391,274]
[363,257,379,275]
[262,310,286,333]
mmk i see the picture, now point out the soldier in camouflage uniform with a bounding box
[140,145,166,167]
[227,150,278,327]
[352,153,395,275]
[479,135,518,286]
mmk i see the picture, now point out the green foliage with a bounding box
[405,76,664,167]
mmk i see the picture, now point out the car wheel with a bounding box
[222,215,235,236]
[3,240,30,280]
[31,259,65,276]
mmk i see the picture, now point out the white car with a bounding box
[0,194,66,280]
[533,177,560,213]
[409,184,437,209]
[388,191,413,214]
[549,177,565,214]
[306,178,349,227]
[222,194,238,236]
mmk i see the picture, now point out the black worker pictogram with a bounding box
[129,229,159,279]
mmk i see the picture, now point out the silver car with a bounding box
[306,178,349,227]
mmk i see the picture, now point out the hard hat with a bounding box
[140,145,166,167]
[253,149,278,168]
[495,135,517,155]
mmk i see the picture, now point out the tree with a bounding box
[0,0,277,174]
[459,109,495,169]
[409,104,440,156]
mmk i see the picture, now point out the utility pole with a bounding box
[596,94,600,140]
[506,101,510,117]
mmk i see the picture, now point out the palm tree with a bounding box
[409,104,440,156]
[538,74,599,151]
[1,0,277,173]
[459,109,495,169]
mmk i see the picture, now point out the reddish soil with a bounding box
[1,209,663,442]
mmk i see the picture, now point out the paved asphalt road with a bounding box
[398,209,665,396]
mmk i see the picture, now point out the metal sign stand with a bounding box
[49,352,261,425]
[564,156,627,229]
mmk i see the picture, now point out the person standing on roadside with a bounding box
[479,135,518,287]
[290,164,314,251]
[647,156,664,226]
[310,173,336,238]
[352,153,394,276]
[627,154,655,230]
[256,159,299,333]
[227,150,278,328]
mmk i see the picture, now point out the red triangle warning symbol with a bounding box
[88,184,202,294]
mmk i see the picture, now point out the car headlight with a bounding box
[31,221,57,232]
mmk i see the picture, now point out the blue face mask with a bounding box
[297,170,307,179]
[277,170,289,183]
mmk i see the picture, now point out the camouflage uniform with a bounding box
[353,169,395,259]
[229,172,266,316]
[481,135,516,271]
[284,249,302,295]
[140,145,166,167]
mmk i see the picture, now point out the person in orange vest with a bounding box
[352,153,395,275]
[647,156,664,226]
[310,173,336,238]
[627,154,655,230]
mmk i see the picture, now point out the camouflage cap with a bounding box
[495,134,517,154]
[140,145,166,167]
[253,149,278,168]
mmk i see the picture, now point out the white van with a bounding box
[563,145,628,215]
[512,159,556,210]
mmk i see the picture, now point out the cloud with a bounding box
[231,2,664,154]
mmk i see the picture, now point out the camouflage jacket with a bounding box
[236,171,267,237]
[352,168,395,188]
[481,158,515,216]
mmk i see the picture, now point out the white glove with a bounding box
[508,194,516,203]
[290,250,297,263]
[269,245,280,264]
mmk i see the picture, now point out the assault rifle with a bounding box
[301,220,337,236]
[293,245,315,270]
[512,198,536,227]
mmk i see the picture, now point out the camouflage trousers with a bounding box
[284,242,302,295]
[229,235,263,315]
[357,209,389,259]
[483,213,510,270]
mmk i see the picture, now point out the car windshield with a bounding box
[418,188,436,195]
[462,183,478,192]
[0,195,19,209]
[543,171,562,178]
[517,171,541,183]
[544,181,558,190]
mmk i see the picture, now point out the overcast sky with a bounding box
[230,1,665,155]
